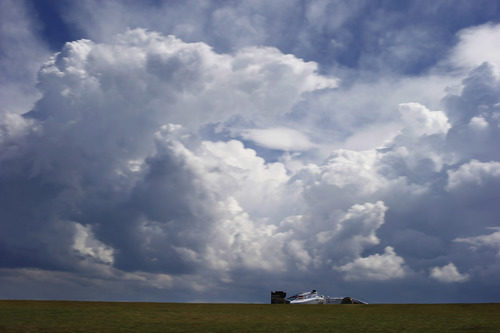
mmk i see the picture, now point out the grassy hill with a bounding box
[1,301,499,332]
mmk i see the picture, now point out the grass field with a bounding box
[1,301,499,332]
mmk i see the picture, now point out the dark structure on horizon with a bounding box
[270,291,289,304]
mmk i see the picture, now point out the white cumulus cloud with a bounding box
[399,103,450,137]
[450,23,500,76]
[336,246,407,281]
[430,263,469,283]
[446,160,500,191]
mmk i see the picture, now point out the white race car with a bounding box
[287,290,325,304]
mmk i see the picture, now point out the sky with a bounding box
[1,0,500,303]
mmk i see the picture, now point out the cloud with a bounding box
[240,127,316,151]
[0,113,35,147]
[430,263,469,283]
[455,228,500,256]
[468,116,489,130]
[3,4,500,303]
[336,247,407,281]
[450,23,500,76]
[0,29,339,284]
[398,103,450,137]
[73,223,114,265]
[316,201,387,257]
[446,160,500,191]
[0,0,50,115]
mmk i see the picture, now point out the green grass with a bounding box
[0,301,499,332]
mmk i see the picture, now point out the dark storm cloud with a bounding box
[1,1,500,303]
[0,0,50,115]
